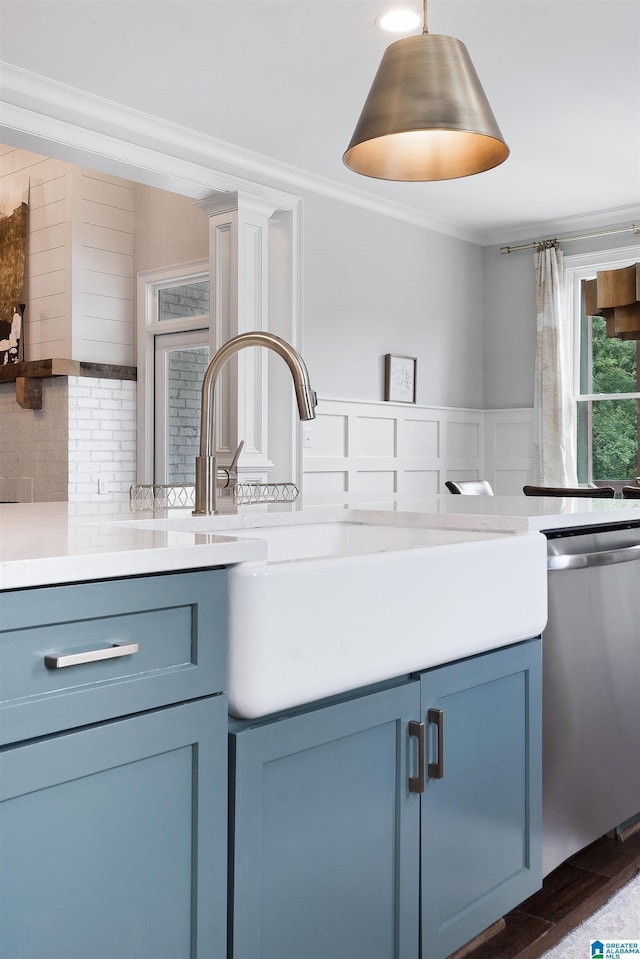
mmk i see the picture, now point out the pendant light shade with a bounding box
[343,32,509,181]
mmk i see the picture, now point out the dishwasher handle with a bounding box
[548,542,640,571]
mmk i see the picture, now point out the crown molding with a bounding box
[2,63,634,249]
[0,61,485,244]
[0,64,306,212]
[484,204,640,249]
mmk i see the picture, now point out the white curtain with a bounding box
[531,242,578,485]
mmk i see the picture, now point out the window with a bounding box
[577,305,639,483]
[570,250,640,485]
[137,262,210,484]
[158,281,210,322]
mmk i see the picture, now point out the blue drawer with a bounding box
[0,569,227,745]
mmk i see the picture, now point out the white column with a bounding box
[198,192,279,480]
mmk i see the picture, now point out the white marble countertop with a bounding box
[0,501,268,591]
[2,493,640,591]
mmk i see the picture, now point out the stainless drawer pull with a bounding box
[44,643,140,669]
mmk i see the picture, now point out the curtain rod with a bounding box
[500,223,640,254]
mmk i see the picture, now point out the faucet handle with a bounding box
[216,440,245,490]
[229,440,245,472]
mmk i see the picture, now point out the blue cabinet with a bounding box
[420,639,542,959]
[229,639,542,959]
[0,697,227,959]
[0,570,228,959]
[1,564,541,959]
[230,682,422,959]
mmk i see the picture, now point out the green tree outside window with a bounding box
[589,317,639,481]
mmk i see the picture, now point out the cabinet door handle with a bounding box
[427,708,444,779]
[408,720,425,793]
[44,642,140,669]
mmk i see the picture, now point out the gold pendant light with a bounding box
[343,0,509,181]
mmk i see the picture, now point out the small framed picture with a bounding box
[384,353,417,403]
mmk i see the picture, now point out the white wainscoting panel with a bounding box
[303,399,482,497]
[303,399,533,498]
[484,408,535,495]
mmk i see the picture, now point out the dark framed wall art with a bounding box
[384,353,417,403]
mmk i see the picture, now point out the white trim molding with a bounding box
[136,260,210,484]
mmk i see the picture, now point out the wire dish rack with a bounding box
[129,484,195,511]
[234,482,299,505]
[129,482,299,511]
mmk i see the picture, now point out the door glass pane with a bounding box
[158,281,210,322]
[166,346,209,484]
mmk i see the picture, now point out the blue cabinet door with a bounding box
[230,682,421,959]
[420,639,542,959]
[0,696,227,959]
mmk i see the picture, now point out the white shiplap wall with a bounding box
[0,147,134,365]
[73,171,134,365]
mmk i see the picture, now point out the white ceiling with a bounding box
[1,0,639,245]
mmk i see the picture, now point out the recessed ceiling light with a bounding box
[376,9,421,33]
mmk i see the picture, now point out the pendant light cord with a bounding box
[423,0,429,34]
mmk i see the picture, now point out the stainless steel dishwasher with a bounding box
[542,521,640,876]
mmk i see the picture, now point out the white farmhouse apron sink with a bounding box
[123,515,548,718]
[226,522,547,717]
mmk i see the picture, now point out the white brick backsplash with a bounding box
[68,377,137,501]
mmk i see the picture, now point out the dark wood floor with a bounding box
[451,829,640,959]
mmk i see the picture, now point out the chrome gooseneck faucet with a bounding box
[194,332,317,515]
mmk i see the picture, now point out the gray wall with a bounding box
[483,244,536,410]
[301,192,486,409]
[133,177,638,416]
